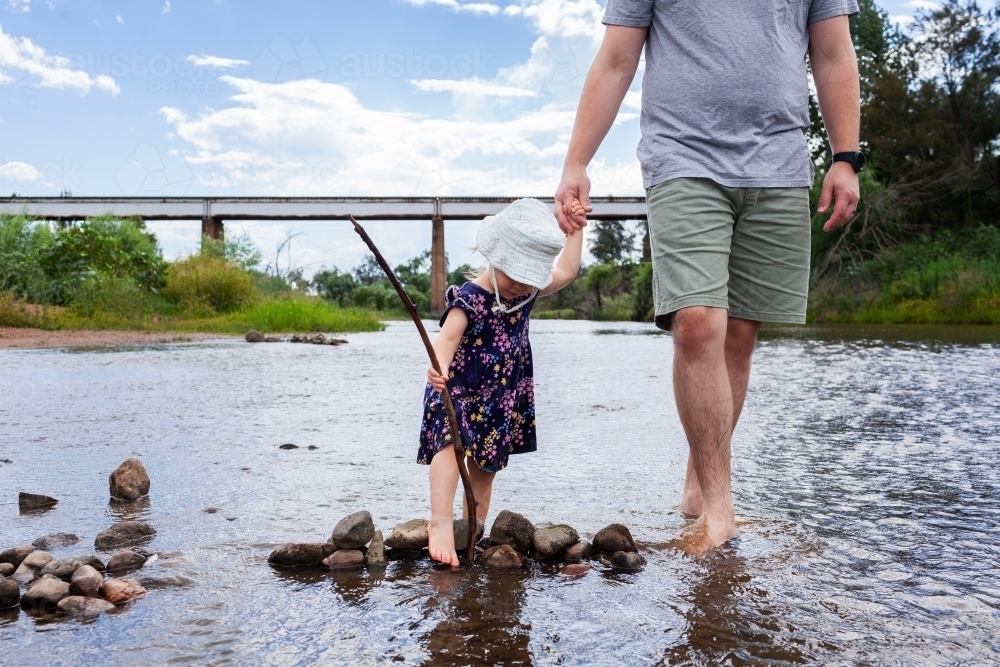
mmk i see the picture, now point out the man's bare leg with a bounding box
[671,306,757,555]
[678,315,760,518]
[427,445,460,567]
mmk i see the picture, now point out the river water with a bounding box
[1,320,999,666]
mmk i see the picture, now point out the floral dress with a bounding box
[418,282,537,473]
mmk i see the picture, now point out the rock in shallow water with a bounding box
[365,530,387,568]
[329,511,375,550]
[12,564,37,585]
[18,492,58,510]
[94,521,157,550]
[101,579,147,605]
[41,555,106,580]
[323,550,364,570]
[57,595,116,617]
[384,519,429,550]
[593,524,636,554]
[0,563,13,577]
[21,577,70,611]
[267,542,335,567]
[0,578,19,608]
[482,544,526,569]
[70,565,104,598]
[560,563,592,578]
[533,525,580,558]
[0,545,35,569]
[611,551,645,572]
[562,541,592,563]
[452,519,485,553]
[490,510,535,555]
[32,533,80,550]
[245,330,265,343]
[20,551,53,570]
[106,550,147,573]
[109,458,151,501]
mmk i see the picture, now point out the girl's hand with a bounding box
[561,198,587,230]
[427,366,448,393]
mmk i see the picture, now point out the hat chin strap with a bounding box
[490,266,537,314]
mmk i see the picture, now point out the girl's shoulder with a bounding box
[440,282,492,326]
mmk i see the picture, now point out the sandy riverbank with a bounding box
[0,328,236,349]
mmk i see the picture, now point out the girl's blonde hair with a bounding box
[464,246,488,280]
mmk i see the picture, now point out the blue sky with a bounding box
[1,0,926,274]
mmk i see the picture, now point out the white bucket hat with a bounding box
[476,198,564,290]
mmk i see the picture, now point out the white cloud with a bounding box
[889,14,915,26]
[0,24,120,94]
[185,54,251,69]
[115,15,123,24]
[412,78,539,97]
[6,0,30,13]
[403,0,501,15]
[0,160,39,181]
[162,0,170,15]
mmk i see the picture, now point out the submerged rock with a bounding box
[481,544,526,569]
[560,563,592,578]
[611,551,645,572]
[533,525,580,558]
[290,333,348,346]
[0,578,19,608]
[384,519,429,550]
[329,511,375,549]
[18,492,58,510]
[20,550,53,570]
[136,574,195,589]
[57,595,116,617]
[245,330,265,343]
[452,519,485,553]
[32,533,80,550]
[562,541,593,563]
[106,550,147,573]
[0,545,35,569]
[278,443,299,450]
[94,521,157,550]
[101,579,147,605]
[364,530,387,568]
[21,577,70,611]
[267,542,335,567]
[489,510,535,554]
[109,458,151,501]
[323,550,364,570]
[593,524,636,554]
[0,563,13,577]
[41,554,106,580]
[70,565,104,598]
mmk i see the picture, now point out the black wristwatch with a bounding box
[833,151,866,173]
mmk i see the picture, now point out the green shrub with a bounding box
[0,290,49,328]
[164,255,258,314]
[70,274,153,320]
[174,298,384,334]
[0,214,54,302]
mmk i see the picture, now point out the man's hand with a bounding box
[427,366,447,393]
[817,161,860,232]
[555,164,593,233]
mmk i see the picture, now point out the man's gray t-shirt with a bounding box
[604,0,858,189]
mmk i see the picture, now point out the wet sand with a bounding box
[0,327,235,349]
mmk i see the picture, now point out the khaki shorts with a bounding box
[647,178,811,330]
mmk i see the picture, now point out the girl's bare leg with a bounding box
[428,445,459,567]
[463,462,495,522]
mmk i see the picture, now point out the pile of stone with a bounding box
[244,330,349,346]
[0,457,157,618]
[267,509,645,574]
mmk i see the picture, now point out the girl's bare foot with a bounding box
[428,517,459,567]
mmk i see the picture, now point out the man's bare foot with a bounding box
[669,512,738,557]
[678,490,705,518]
[428,517,459,567]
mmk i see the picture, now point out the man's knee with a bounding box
[672,306,728,356]
[726,317,760,360]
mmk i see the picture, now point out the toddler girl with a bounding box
[419,197,585,566]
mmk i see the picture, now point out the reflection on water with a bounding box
[1,320,998,665]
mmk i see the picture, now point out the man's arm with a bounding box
[555,25,648,233]
[809,15,861,232]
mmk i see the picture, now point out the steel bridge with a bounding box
[0,196,649,311]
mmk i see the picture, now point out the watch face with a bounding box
[856,152,866,171]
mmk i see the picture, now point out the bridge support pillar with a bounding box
[202,216,225,242]
[430,214,446,313]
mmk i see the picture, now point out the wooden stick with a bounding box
[350,216,478,564]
